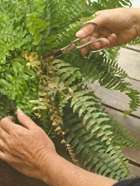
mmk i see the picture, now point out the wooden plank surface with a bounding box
[128,164,140,177]
[123,148,140,165]
[123,148,140,177]
[90,79,140,117]
[105,107,140,141]
[118,47,140,80]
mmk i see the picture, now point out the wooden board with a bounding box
[123,148,140,177]
[128,164,140,177]
[105,107,140,141]
[123,148,140,166]
[118,47,140,80]
[90,79,140,117]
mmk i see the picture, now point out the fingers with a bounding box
[91,38,110,49]
[76,13,108,38]
[0,117,15,134]
[0,128,9,143]
[76,23,97,38]
[0,139,9,154]
[80,33,118,53]
[0,151,5,161]
[80,37,92,56]
[16,109,37,129]
[0,150,21,166]
[79,34,117,54]
[0,109,38,132]
[0,139,5,151]
[80,45,88,56]
[92,33,118,49]
[107,33,118,46]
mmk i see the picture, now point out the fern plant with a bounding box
[0,0,140,181]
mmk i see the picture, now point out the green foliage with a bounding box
[89,0,132,10]
[0,57,38,113]
[63,108,129,180]
[0,0,139,181]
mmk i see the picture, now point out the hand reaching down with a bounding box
[0,109,56,181]
[0,110,117,186]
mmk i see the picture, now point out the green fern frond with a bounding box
[58,0,91,23]
[0,57,38,114]
[63,107,129,180]
[71,90,113,144]
[52,59,83,90]
[52,59,129,179]
[89,0,132,9]
[62,50,140,111]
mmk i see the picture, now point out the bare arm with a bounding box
[42,152,116,186]
[0,110,116,186]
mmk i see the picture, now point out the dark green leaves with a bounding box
[0,91,17,118]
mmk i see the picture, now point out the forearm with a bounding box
[41,152,117,186]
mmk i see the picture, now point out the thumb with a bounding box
[76,23,97,38]
[76,16,106,38]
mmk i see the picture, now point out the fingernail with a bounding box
[95,43,101,49]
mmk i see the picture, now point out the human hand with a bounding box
[0,109,56,181]
[76,8,140,55]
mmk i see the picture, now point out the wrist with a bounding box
[34,148,58,183]
[39,150,60,184]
